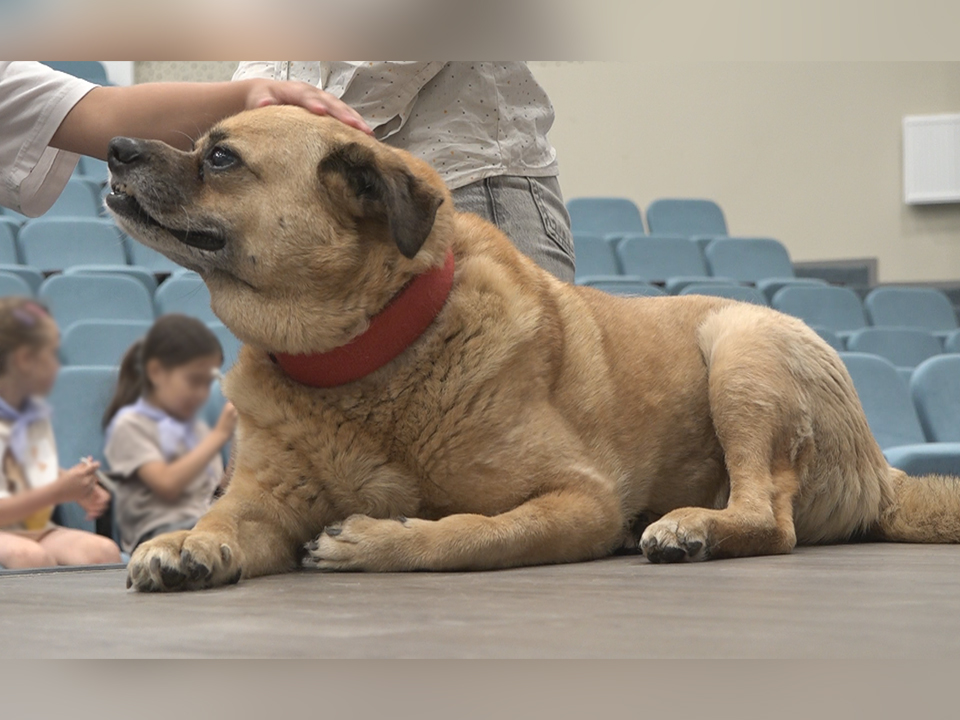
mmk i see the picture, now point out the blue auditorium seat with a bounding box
[911,355,960,443]
[38,178,102,217]
[0,218,19,263]
[772,286,868,341]
[615,234,709,282]
[76,156,110,185]
[39,274,155,330]
[567,197,645,236]
[845,328,942,376]
[864,287,958,338]
[577,277,667,297]
[18,217,127,271]
[0,271,32,298]
[60,320,152,366]
[573,233,620,280]
[64,264,158,294]
[48,366,120,533]
[208,322,243,370]
[154,272,218,323]
[0,265,43,294]
[704,237,827,300]
[840,352,960,475]
[810,326,845,352]
[124,236,186,274]
[679,283,768,306]
[645,199,727,236]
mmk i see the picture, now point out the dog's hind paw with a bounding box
[126,530,242,592]
[303,514,417,572]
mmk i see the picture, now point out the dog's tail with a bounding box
[873,468,960,542]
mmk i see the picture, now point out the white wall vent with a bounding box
[903,113,960,205]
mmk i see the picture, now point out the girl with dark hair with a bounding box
[103,314,237,553]
[0,297,120,568]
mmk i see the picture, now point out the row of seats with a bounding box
[59,319,242,370]
[580,279,960,376]
[49,366,230,534]
[568,197,728,237]
[0,217,182,273]
[843,353,960,477]
[774,285,959,339]
[2,270,215,329]
[0,178,109,223]
[577,272,959,330]
[575,234,826,297]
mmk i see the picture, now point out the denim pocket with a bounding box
[528,177,575,261]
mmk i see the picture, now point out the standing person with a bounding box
[234,61,575,282]
[0,61,372,217]
[0,297,121,569]
[103,315,235,554]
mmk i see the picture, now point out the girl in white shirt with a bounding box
[0,297,121,568]
[103,315,237,553]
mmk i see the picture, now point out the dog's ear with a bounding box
[319,142,443,259]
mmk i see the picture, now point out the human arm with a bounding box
[50,78,372,159]
[0,461,99,527]
[0,61,372,216]
[135,403,237,503]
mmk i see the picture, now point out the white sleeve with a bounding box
[0,61,97,216]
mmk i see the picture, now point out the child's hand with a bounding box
[55,460,100,503]
[213,402,239,443]
[78,484,111,521]
[246,79,373,136]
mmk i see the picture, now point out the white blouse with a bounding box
[0,415,60,532]
[233,61,560,190]
[0,61,96,216]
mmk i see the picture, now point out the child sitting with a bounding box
[103,314,237,554]
[0,298,121,568]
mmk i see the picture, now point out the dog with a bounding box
[105,106,960,592]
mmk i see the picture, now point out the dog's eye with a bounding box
[207,146,239,170]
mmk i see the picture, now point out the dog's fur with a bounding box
[106,106,960,592]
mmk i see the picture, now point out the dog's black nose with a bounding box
[107,137,145,170]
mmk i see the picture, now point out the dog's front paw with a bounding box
[640,511,711,563]
[304,514,418,572]
[126,530,242,592]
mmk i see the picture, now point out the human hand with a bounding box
[78,483,111,521]
[214,402,239,442]
[245,79,373,136]
[56,460,100,504]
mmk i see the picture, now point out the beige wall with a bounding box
[136,61,960,282]
[530,61,960,283]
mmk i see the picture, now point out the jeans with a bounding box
[451,175,576,283]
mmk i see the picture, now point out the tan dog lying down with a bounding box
[105,107,960,592]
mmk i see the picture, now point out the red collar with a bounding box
[271,249,455,388]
